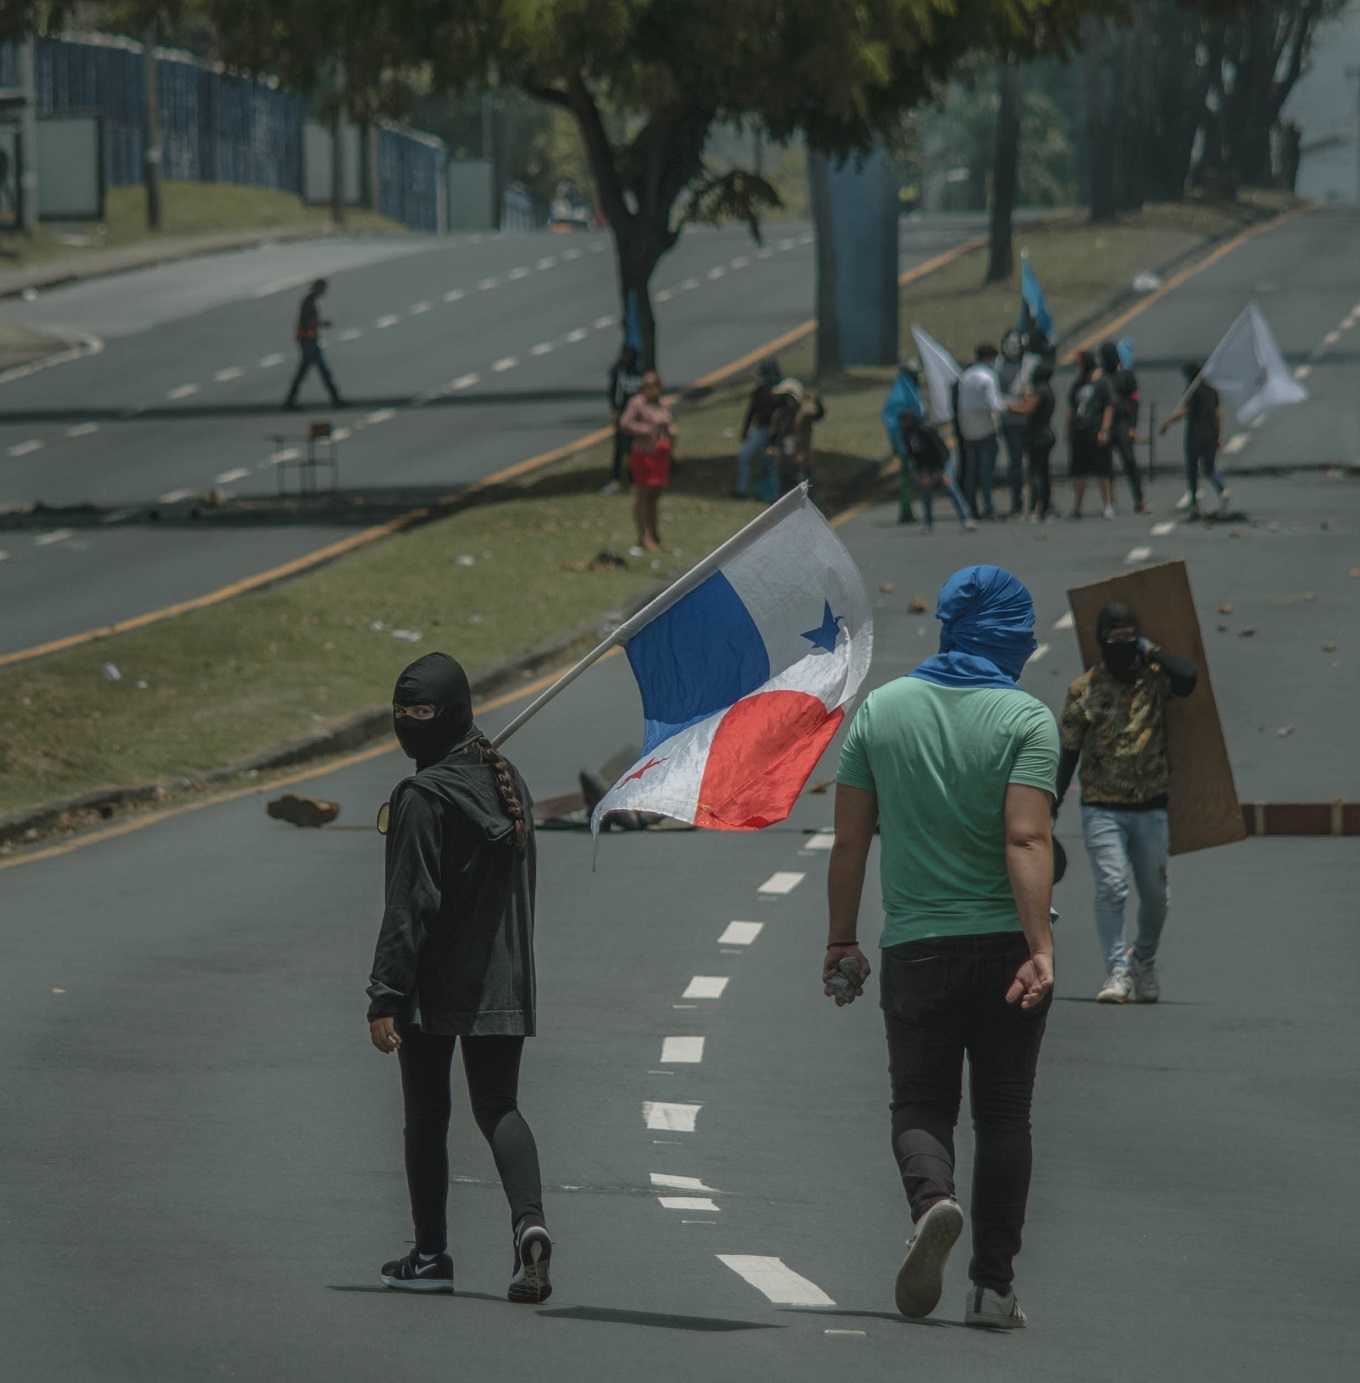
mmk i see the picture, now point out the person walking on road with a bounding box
[1054,604,1198,1003]
[1066,350,1115,519]
[997,331,1030,519]
[619,370,675,550]
[733,357,781,497]
[898,406,974,532]
[1159,361,1230,519]
[826,566,1058,1329]
[603,345,645,495]
[367,653,552,1303]
[1100,342,1147,514]
[283,278,344,409]
[1025,357,1058,522]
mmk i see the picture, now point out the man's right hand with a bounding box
[1005,952,1054,1010]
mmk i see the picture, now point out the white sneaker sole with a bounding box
[965,1301,1028,1329]
[380,1273,454,1293]
[508,1229,553,1304]
[1096,988,1130,1003]
[895,1199,964,1318]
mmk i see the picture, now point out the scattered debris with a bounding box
[21,287,37,302]
[1238,627,1256,637]
[1304,592,1317,602]
[369,620,386,632]
[456,554,476,567]
[1323,642,1337,652]
[1350,568,1360,578]
[880,582,896,594]
[1217,623,1229,632]
[1320,520,1331,531]
[468,613,484,625]
[266,794,340,828]
[102,663,121,681]
[390,629,422,643]
[628,544,647,557]
[1276,725,1294,738]
[1215,603,1233,614]
[1132,270,1163,294]
[199,488,229,507]
[135,680,149,690]
[564,550,629,573]
[907,596,929,614]
[806,778,835,795]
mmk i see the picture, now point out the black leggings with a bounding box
[397,1028,544,1253]
[1028,437,1054,516]
[1110,428,1144,507]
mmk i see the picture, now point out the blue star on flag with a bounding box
[801,600,843,653]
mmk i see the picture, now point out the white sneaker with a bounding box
[964,1285,1028,1329]
[599,479,622,496]
[1102,504,1116,520]
[1129,954,1160,1003]
[1217,487,1231,513]
[1097,966,1132,1003]
[1175,488,1201,511]
[895,1198,964,1318]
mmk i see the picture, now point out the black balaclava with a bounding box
[1097,602,1142,683]
[393,652,475,768]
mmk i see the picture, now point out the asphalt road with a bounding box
[0,214,990,656]
[1,207,1356,1380]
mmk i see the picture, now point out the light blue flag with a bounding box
[1118,338,1135,368]
[882,369,923,456]
[1019,254,1054,340]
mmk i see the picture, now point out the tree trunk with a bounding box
[614,223,668,369]
[985,64,1022,285]
[142,28,163,232]
[809,152,841,378]
[1084,20,1118,222]
[329,57,347,228]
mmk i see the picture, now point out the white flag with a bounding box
[1201,303,1308,425]
[910,324,961,426]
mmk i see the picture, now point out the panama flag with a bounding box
[591,485,872,835]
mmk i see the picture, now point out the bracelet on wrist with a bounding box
[826,940,858,948]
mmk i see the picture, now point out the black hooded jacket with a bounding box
[366,726,537,1036]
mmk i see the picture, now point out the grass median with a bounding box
[0,197,1288,824]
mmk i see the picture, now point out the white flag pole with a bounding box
[489,484,811,749]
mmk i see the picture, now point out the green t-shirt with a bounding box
[837,677,1059,947]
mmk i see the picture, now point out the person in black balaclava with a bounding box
[1054,605,1198,1005]
[367,652,552,1302]
[1099,342,1146,514]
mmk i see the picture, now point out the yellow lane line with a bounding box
[0,652,622,872]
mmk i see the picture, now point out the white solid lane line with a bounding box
[1151,521,1176,536]
[564,328,589,343]
[658,1197,720,1212]
[660,1036,705,1063]
[258,353,285,368]
[158,488,193,503]
[34,528,74,546]
[367,408,397,425]
[1030,642,1051,663]
[409,301,432,314]
[643,1101,701,1132]
[718,1256,836,1307]
[805,831,835,851]
[452,373,480,390]
[213,367,243,383]
[1053,610,1074,630]
[492,356,519,372]
[214,467,250,484]
[594,314,614,329]
[374,314,401,329]
[1293,364,1311,380]
[759,871,805,895]
[9,439,43,456]
[718,921,763,945]
[1223,434,1250,454]
[651,1173,720,1193]
[531,343,554,355]
[443,288,466,302]
[1125,546,1153,565]
[66,422,99,437]
[167,383,200,399]
[683,976,729,999]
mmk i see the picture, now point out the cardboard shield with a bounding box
[1067,560,1245,855]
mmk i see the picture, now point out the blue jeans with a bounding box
[961,435,999,518]
[1081,806,1170,974]
[920,454,970,527]
[736,426,770,495]
[1186,439,1226,501]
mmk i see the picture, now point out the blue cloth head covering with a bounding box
[908,565,1038,691]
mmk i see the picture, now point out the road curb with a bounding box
[1240,802,1360,837]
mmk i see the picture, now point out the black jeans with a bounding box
[1111,428,1144,506]
[1029,436,1054,516]
[284,340,341,405]
[880,934,1050,1293]
[397,1028,544,1254]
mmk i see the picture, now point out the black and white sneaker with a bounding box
[380,1248,454,1293]
[508,1221,553,1304]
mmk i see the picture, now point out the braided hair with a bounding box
[476,737,529,848]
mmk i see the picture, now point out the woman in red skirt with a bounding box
[618,370,676,551]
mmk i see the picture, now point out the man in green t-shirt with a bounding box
[826,565,1057,1330]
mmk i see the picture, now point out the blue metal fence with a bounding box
[0,32,445,230]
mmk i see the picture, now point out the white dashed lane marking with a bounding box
[1053,610,1074,630]
[508,267,531,280]
[8,439,43,456]
[643,1101,701,1132]
[409,301,431,314]
[1151,521,1176,536]
[651,1173,720,1192]
[213,367,243,382]
[66,422,99,437]
[374,314,401,330]
[158,488,192,503]
[564,328,589,343]
[758,871,805,895]
[683,976,729,999]
[655,289,673,302]
[258,353,285,368]
[707,266,726,279]
[452,373,480,390]
[536,257,557,270]
[366,408,396,425]
[34,528,74,546]
[167,383,199,399]
[339,328,363,342]
[593,315,614,330]
[718,1256,835,1307]
[443,288,466,303]
[804,831,835,851]
[658,1197,720,1212]
[1324,330,1341,346]
[1125,546,1153,565]
[718,921,763,946]
[1223,434,1250,454]
[1031,642,1051,663]
[680,277,700,291]
[479,276,501,290]
[492,356,519,372]
[531,342,554,356]
[214,467,250,484]
[730,256,750,269]
[1293,364,1311,380]
[660,1036,705,1064]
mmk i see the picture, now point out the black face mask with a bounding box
[1096,602,1142,683]
[392,653,474,769]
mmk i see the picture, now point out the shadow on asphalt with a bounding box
[538,1304,779,1332]
[779,1305,965,1330]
